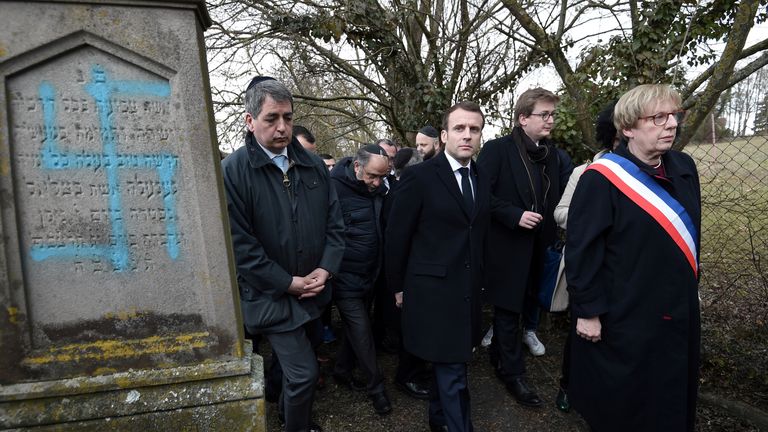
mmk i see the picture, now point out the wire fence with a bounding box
[685,135,768,395]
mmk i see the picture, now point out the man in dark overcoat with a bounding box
[476,88,571,407]
[386,101,490,432]
[221,77,345,432]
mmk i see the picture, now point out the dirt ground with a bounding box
[260,312,763,432]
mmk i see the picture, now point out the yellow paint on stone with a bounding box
[103,308,139,321]
[0,157,9,177]
[0,42,7,58]
[7,306,19,324]
[21,332,211,366]
[92,367,118,376]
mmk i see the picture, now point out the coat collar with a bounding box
[244,131,317,169]
[615,141,691,179]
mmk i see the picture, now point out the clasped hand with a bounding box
[287,268,329,299]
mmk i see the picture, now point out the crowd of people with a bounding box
[221,76,702,432]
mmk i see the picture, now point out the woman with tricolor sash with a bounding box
[565,84,701,431]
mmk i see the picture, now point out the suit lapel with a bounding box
[435,153,472,219]
[469,160,482,221]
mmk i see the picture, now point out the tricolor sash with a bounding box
[586,153,699,277]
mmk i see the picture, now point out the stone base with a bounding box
[1,342,265,431]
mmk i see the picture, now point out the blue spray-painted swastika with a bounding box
[29,64,180,271]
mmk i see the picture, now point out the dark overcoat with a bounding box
[565,143,701,432]
[476,127,567,312]
[221,132,345,334]
[385,152,490,363]
[330,157,386,299]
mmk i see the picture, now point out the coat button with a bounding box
[464,296,470,302]
[464,262,470,268]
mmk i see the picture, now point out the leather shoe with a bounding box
[555,387,570,412]
[332,372,366,391]
[429,421,449,432]
[507,377,543,407]
[395,379,429,400]
[369,390,392,416]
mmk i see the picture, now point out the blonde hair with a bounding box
[613,84,682,134]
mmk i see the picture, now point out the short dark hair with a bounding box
[595,101,618,150]
[375,138,395,148]
[318,153,334,160]
[393,147,422,177]
[513,88,559,126]
[293,125,316,143]
[442,101,485,131]
[244,79,293,119]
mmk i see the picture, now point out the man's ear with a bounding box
[244,113,255,132]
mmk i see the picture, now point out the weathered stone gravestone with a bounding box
[0,1,263,430]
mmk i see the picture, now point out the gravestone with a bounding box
[0,1,263,430]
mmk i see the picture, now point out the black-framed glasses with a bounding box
[529,111,556,121]
[640,110,686,127]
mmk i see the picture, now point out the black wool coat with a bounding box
[221,133,345,334]
[330,157,386,298]
[565,143,701,432]
[476,127,569,312]
[385,152,490,363]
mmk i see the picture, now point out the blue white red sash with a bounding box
[586,153,699,277]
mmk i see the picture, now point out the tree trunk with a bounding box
[675,0,759,149]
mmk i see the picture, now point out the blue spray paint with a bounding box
[30,64,180,271]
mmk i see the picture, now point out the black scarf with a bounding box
[512,127,551,213]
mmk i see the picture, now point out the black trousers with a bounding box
[267,326,319,432]
[559,315,573,390]
[263,318,323,403]
[490,306,526,382]
[333,296,385,395]
[371,275,399,345]
[429,362,473,432]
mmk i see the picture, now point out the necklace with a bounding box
[653,159,663,169]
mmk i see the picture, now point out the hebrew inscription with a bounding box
[11,61,181,274]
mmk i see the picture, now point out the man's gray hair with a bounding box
[355,144,388,168]
[245,79,293,118]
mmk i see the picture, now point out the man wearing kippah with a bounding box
[221,76,345,432]
[329,144,393,416]
[415,125,441,161]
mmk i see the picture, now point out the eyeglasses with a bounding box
[639,110,686,127]
[528,111,556,121]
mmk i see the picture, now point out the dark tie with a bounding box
[459,167,474,210]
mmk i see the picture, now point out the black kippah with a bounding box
[393,147,415,170]
[246,76,277,91]
[361,144,388,157]
[418,125,439,138]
